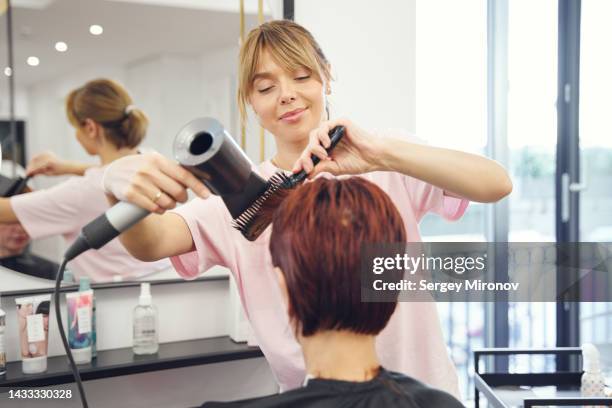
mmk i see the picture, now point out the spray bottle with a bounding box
[133,283,158,355]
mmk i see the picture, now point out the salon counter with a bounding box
[0,336,262,388]
[474,347,612,407]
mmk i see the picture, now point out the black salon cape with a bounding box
[199,368,464,408]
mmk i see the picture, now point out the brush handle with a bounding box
[289,125,345,184]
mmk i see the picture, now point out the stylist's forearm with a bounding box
[64,161,94,176]
[0,199,20,223]
[378,139,512,203]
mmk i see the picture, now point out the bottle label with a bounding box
[582,374,606,398]
[26,314,45,343]
[134,316,156,340]
[0,333,6,367]
[77,306,92,335]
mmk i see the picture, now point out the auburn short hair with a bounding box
[269,177,407,337]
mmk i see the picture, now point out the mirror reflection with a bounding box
[0,0,270,290]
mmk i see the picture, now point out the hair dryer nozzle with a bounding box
[173,117,269,219]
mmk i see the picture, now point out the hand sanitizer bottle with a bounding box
[133,283,159,355]
[581,343,605,399]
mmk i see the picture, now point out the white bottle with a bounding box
[133,283,159,355]
[581,343,605,398]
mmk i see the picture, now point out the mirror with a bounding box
[0,0,276,291]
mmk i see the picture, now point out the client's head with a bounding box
[269,178,406,339]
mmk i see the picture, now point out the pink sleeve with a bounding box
[403,176,469,222]
[10,177,86,239]
[168,196,233,280]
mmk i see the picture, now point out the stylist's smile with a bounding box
[279,107,307,123]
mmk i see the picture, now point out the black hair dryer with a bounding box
[173,117,269,219]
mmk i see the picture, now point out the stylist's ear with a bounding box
[83,119,98,140]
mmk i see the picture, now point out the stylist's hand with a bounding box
[102,152,211,214]
[26,151,93,177]
[292,118,384,178]
[26,152,65,176]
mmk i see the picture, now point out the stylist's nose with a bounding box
[279,82,296,105]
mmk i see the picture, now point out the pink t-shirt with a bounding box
[170,134,469,396]
[10,166,171,282]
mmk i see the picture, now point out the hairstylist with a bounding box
[102,20,512,396]
[0,78,170,282]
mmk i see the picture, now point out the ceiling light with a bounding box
[27,56,40,66]
[89,24,103,35]
[4,67,12,77]
[55,41,68,52]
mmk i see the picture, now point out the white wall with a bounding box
[295,0,416,133]
[0,88,29,120]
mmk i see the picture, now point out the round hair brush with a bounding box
[233,125,345,240]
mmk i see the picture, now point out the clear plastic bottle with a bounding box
[581,343,605,400]
[0,294,6,376]
[133,283,159,355]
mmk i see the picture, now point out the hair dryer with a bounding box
[64,117,267,261]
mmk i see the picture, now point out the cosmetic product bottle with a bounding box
[79,277,96,358]
[133,283,158,355]
[581,343,605,399]
[0,294,6,376]
[15,295,52,374]
[66,289,93,365]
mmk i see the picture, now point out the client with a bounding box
[201,178,464,407]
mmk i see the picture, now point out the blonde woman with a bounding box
[102,21,512,396]
[0,79,170,282]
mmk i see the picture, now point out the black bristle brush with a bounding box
[233,125,345,241]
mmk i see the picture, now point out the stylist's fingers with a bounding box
[148,169,190,203]
[135,183,176,213]
[316,122,333,148]
[293,129,327,173]
[26,152,61,176]
[25,160,50,177]
[155,156,210,199]
[309,145,329,162]
[125,165,180,213]
[122,184,164,214]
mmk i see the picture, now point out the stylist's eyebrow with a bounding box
[252,72,274,82]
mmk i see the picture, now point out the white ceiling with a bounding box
[0,0,266,86]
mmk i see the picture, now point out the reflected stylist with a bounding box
[0,79,169,282]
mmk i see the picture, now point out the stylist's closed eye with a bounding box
[258,85,274,93]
